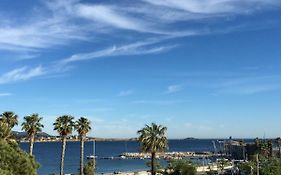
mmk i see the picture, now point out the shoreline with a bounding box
[95,164,234,175]
[19,138,138,143]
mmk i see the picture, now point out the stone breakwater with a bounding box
[120,151,213,159]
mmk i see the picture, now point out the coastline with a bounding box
[19,138,138,143]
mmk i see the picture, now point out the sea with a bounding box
[19,139,253,175]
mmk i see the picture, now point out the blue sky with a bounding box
[1,0,281,138]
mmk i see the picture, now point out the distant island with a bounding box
[184,137,197,140]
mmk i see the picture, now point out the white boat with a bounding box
[87,140,97,159]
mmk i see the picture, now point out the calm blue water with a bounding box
[19,139,252,175]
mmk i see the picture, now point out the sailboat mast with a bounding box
[94,140,95,156]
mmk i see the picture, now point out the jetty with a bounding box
[119,151,213,160]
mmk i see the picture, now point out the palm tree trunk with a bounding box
[243,146,245,161]
[256,153,259,175]
[29,133,35,155]
[151,152,156,175]
[60,136,67,175]
[80,135,84,175]
[278,144,281,158]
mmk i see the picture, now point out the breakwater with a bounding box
[120,151,213,160]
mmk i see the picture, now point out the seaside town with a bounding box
[2,111,281,175]
[1,0,281,175]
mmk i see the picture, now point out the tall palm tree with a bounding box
[53,115,75,175]
[75,117,92,175]
[0,111,18,128]
[21,114,44,155]
[137,123,168,175]
[255,138,260,175]
[276,137,281,158]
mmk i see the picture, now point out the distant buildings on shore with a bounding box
[14,131,137,142]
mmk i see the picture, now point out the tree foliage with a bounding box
[83,160,96,175]
[0,139,39,175]
[75,117,91,136]
[0,122,12,140]
[137,123,168,153]
[217,158,230,173]
[239,157,281,175]
[167,159,197,175]
[53,115,75,137]
[0,112,18,128]
[137,123,168,175]
[21,114,44,137]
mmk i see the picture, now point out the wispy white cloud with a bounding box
[0,66,45,84]
[59,38,176,64]
[0,93,12,97]
[0,0,279,85]
[165,84,183,94]
[0,16,87,52]
[0,0,277,60]
[0,0,279,54]
[142,0,281,14]
[118,90,134,97]
[75,4,150,32]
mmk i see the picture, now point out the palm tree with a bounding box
[255,138,260,175]
[137,123,168,175]
[0,111,18,128]
[21,114,44,155]
[75,117,92,175]
[276,137,281,158]
[0,122,12,140]
[53,115,75,175]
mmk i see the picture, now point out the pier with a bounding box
[119,151,213,160]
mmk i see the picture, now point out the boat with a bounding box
[87,140,97,159]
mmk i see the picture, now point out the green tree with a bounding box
[0,111,18,128]
[0,139,39,175]
[217,158,229,174]
[260,157,281,175]
[53,115,74,175]
[168,159,197,175]
[276,137,281,158]
[240,157,281,175]
[239,161,255,175]
[137,123,168,175]
[21,114,44,155]
[0,122,12,140]
[83,160,96,175]
[75,117,92,175]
